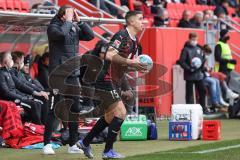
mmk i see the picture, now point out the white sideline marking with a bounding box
[192,144,240,154]
[159,144,240,155]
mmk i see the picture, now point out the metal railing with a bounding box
[32,5,59,14]
[219,18,240,33]
[229,17,240,28]
[0,11,125,25]
[230,43,240,58]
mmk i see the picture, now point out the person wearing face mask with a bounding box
[214,29,237,82]
[153,8,169,27]
[0,51,45,124]
[178,32,208,114]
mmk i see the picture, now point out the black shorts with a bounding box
[94,81,121,110]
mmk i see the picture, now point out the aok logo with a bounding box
[125,127,142,136]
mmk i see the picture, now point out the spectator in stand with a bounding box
[37,52,49,90]
[89,0,111,14]
[178,32,208,114]
[31,3,41,13]
[216,11,230,30]
[153,8,169,27]
[214,0,229,16]
[204,9,214,19]
[197,0,216,5]
[134,0,152,18]
[178,10,192,28]
[117,6,129,19]
[90,0,122,16]
[31,1,56,14]
[203,9,217,29]
[189,11,204,28]
[151,0,164,14]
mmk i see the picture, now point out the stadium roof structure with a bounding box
[0,11,125,26]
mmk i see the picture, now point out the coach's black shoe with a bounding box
[78,106,94,115]
[78,97,94,115]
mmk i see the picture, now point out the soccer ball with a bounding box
[191,57,202,69]
[137,54,153,71]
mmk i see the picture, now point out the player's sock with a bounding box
[104,117,124,153]
[83,116,109,147]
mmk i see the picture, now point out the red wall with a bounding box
[140,28,206,116]
[229,31,240,72]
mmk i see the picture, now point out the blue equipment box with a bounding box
[169,121,192,141]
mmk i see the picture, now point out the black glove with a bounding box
[228,59,237,64]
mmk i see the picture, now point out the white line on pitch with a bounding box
[156,144,240,155]
[192,144,240,154]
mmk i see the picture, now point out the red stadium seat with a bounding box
[168,9,178,20]
[169,20,179,27]
[227,7,235,16]
[0,0,6,10]
[176,10,183,20]
[6,0,14,10]
[167,3,177,10]
[30,62,38,79]
[232,17,240,23]
[13,0,22,11]
[21,0,29,12]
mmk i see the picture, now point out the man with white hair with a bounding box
[190,11,204,28]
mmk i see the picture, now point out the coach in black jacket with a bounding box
[47,9,94,75]
[43,5,94,155]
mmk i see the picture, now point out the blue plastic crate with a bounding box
[169,121,192,141]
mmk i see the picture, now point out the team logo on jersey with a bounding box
[113,39,121,49]
[197,49,201,54]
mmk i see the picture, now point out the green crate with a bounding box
[120,115,148,141]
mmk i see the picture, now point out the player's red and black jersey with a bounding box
[96,28,141,84]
